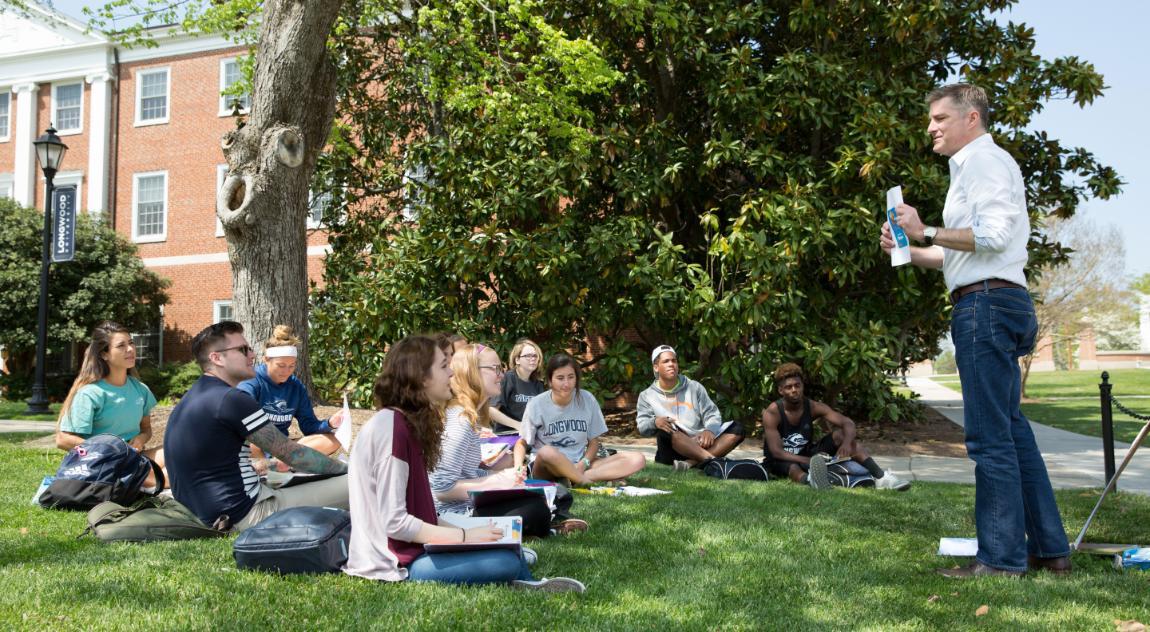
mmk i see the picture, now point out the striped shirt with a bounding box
[429,405,489,515]
[164,375,271,526]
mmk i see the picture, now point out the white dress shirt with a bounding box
[940,133,1030,293]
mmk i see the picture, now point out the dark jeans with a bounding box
[952,286,1069,571]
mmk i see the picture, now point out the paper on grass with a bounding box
[334,394,353,452]
[937,537,978,556]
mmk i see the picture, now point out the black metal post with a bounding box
[1099,371,1116,487]
[25,170,55,414]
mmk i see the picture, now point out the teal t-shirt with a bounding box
[59,377,157,442]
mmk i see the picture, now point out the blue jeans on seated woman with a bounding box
[407,549,532,584]
[951,287,1070,572]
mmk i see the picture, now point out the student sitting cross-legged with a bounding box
[635,345,746,471]
[513,354,646,487]
[344,335,584,591]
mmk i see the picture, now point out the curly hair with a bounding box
[772,362,804,387]
[372,335,446,469]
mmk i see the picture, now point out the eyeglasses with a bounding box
[518,353,538,360]
[214,344,253,356]
[479,364,504,374]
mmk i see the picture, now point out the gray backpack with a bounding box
[82,496,229,543]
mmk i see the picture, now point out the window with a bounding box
[132,321,162,368]
[213,300,234,323]
[0,173,12,199]
[402,162,430,221]
[0,91,10,141]
[307,187,330,228]
[132,171,167,242]
[219,58,250,115]
[53,83,83,134]
[135,67,169,125]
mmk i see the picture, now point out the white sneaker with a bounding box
[522,547,538,566]
[876,471,911,491]
[673,460,692,472]
[807,454,832,490]
[511,577,586,593]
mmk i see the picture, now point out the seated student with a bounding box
[164,321,349,531]
[55,321,163,490]
[344,335,584,591]
[635,345,746,471]
[513,353,646,486]
[488,338,545,433]
[761,362,910,491]
[238,325,348,472]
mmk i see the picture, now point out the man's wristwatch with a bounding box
[923,226,938,246]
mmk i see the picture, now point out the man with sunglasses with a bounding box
[636,345,746,470]
[164,321,348,532]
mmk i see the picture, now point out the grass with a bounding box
[930,370,1150,444]
[0,400,57,422]
[3,434,1150,629]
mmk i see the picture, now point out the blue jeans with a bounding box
[407,549,532,584]
[951,286,1069,571]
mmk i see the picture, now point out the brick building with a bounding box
[1,6,330,365]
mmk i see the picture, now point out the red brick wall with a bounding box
[34,81,90,210]
[0,88,15,174]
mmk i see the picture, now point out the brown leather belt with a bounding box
[950,279,1025,304]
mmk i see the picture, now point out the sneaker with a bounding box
[807,453,832,490]
[511,577,586,593]
[875,471,911,491]
[522,547,538,566]
[550,518,589,536]
[673,460,692,472]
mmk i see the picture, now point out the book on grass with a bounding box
[426,515,523,552]
[480,443,510,468]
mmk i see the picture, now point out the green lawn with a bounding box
[929,370,1150,444]
[0,400,58,422]
[3,434,1149,630]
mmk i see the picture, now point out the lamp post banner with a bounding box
[51,185,76,263]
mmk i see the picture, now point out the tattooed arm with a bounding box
[248,425,347,475]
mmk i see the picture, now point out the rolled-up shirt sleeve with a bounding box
[965,152,1023,253]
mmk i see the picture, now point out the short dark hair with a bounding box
[773,362,804,386]
[192,320,245,370]
[544,353,581,392]
[926,83,989,129]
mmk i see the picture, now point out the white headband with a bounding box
[265,346,298,358]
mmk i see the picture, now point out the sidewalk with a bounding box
[0,420,55,433]
[604,377,1149,494]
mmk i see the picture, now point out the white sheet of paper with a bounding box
[334,394,353,452]
[937,537,978,556]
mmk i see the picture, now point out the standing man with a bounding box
[636,345,745,470]
[164,321,348,532]
[881,84,1070,577]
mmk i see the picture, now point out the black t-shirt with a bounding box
[772,398,815,456]
[494,370,545,430]
[163,374,271,525]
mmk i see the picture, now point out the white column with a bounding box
[1139,294,1150,352]
[11,82,38,207]
[86,72,113,214]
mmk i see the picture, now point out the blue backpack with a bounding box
[39,434,163,511]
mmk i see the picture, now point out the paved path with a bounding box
[0,420,55,433]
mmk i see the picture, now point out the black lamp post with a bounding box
[26,126,68,414]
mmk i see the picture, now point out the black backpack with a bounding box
[39,434,163,511]
[827,459,875,488]
[702,457,769,481]
[233,506,352,574]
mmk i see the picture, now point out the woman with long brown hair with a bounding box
[55,321,164,481]
[344,335,583,590]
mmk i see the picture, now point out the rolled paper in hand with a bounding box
[886,185,912,267]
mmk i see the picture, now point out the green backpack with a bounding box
[82,496,229,543]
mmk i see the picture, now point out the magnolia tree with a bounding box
[308,0,1120,426]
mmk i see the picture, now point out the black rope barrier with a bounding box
[1097,371,1150,489]
[1110,396,1150,422]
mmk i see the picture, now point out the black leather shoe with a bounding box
[1028,555,1072,575]
[937,561,1025,579]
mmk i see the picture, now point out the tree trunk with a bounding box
[216,0,344,394]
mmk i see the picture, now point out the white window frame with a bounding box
[307,187,329,229]
[131,170,168,243]
[0,173,13,199]
[218,57,250,117]
[0,90,11,142]
[215,164,228,236]
[213,300,234,323]
[134,66,170,126]
[52,81,84,135]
